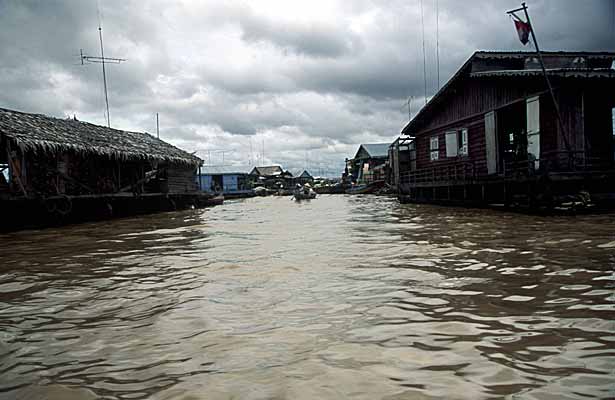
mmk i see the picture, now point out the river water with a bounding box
[0,195,614,400]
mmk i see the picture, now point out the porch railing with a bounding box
[504,150,613,178]
[399,151,613,188]
[399,161,476,186]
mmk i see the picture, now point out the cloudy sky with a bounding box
[0,0,613,175]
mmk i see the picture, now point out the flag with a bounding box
[514,19,531,45]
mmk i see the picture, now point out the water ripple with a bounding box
[0,196,613,399]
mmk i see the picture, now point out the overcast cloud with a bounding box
[0,0,613,175]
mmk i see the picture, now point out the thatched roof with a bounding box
[0,107,202,166]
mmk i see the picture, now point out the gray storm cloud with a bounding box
[0,0,613,175]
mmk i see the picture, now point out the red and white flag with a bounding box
[514,19,531,45]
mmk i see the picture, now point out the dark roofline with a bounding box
[353,143,391,160]
[249,165,284,175]
[470,68,615,78]
[473,50,615,59]
[401,50,615,135]
[401,52,476,135]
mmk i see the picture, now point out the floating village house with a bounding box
[197,165,252,194]
[0,107,203,229]
[249,165,290,188]
[346,143,390,184]
[389,135,414,190]
[396,51,615,208]
[289,169,314,185]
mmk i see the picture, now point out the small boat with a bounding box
[346,180,385,195]
[254,186,268,196]
[206,194,224,206]
[293,184,316,200]
[197,192,224,207]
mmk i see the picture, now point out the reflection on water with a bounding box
[0,195,614,399]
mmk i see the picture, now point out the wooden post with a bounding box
[6,141,27,198]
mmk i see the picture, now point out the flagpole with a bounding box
[516,2,571,155]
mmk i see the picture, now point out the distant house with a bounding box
[289,169,314,185]
[197,165,252,193]
[346,143,391,184]
[389,136,415,191]
[396,51,615,208]
[0,107,203,229]
[249,165,289,188]
[250,165,284,178]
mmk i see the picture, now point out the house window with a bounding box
[445,131,458,157]
[445,129,469,158]
[430,136,439,161]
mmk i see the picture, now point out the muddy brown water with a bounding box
[0,195,614,400]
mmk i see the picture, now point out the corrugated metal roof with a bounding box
[361,143,390,158]
[470,68,614,78]
[402,50,615,135]
[474,51,615,59]
[250,165,284,176]
[289,169,313,178]
[199,165,252,175]
[0,107,201,165]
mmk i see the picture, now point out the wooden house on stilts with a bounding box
[397,51,615,210]
[0,107,210,230]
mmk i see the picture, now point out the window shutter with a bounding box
[526,96,540,169]
[460,128,468,156]
[484,111,498,174]
[430,136,439,161]
[430,136,439,150]
[446,131,458,157]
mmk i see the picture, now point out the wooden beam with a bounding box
[118,169,158,193]
[6,141,27,198]
[56,169,95,194]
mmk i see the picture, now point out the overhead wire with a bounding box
[436,0,440,90]
[420,0,427,105]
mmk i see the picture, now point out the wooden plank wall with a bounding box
[167,164,198,193]
[415,114,487,177]
[420,78,547,133]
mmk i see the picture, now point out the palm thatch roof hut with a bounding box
[0,107,202,199]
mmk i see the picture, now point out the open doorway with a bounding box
[497,101,527,172]
[211,174,223,192]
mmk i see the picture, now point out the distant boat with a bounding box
[346,180,385,195]
[254,186,268,196]
[206,194,224,206]
[293,185,316,200]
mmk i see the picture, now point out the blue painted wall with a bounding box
[196,174,243,192]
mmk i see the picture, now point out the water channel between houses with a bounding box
[0,195,614,400]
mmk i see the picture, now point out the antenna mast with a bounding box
[79,25,125,128]
[98,26,110,127]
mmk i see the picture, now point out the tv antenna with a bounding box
[79,24,126,128]
[194,149,234,165]
[401,96,414,121]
